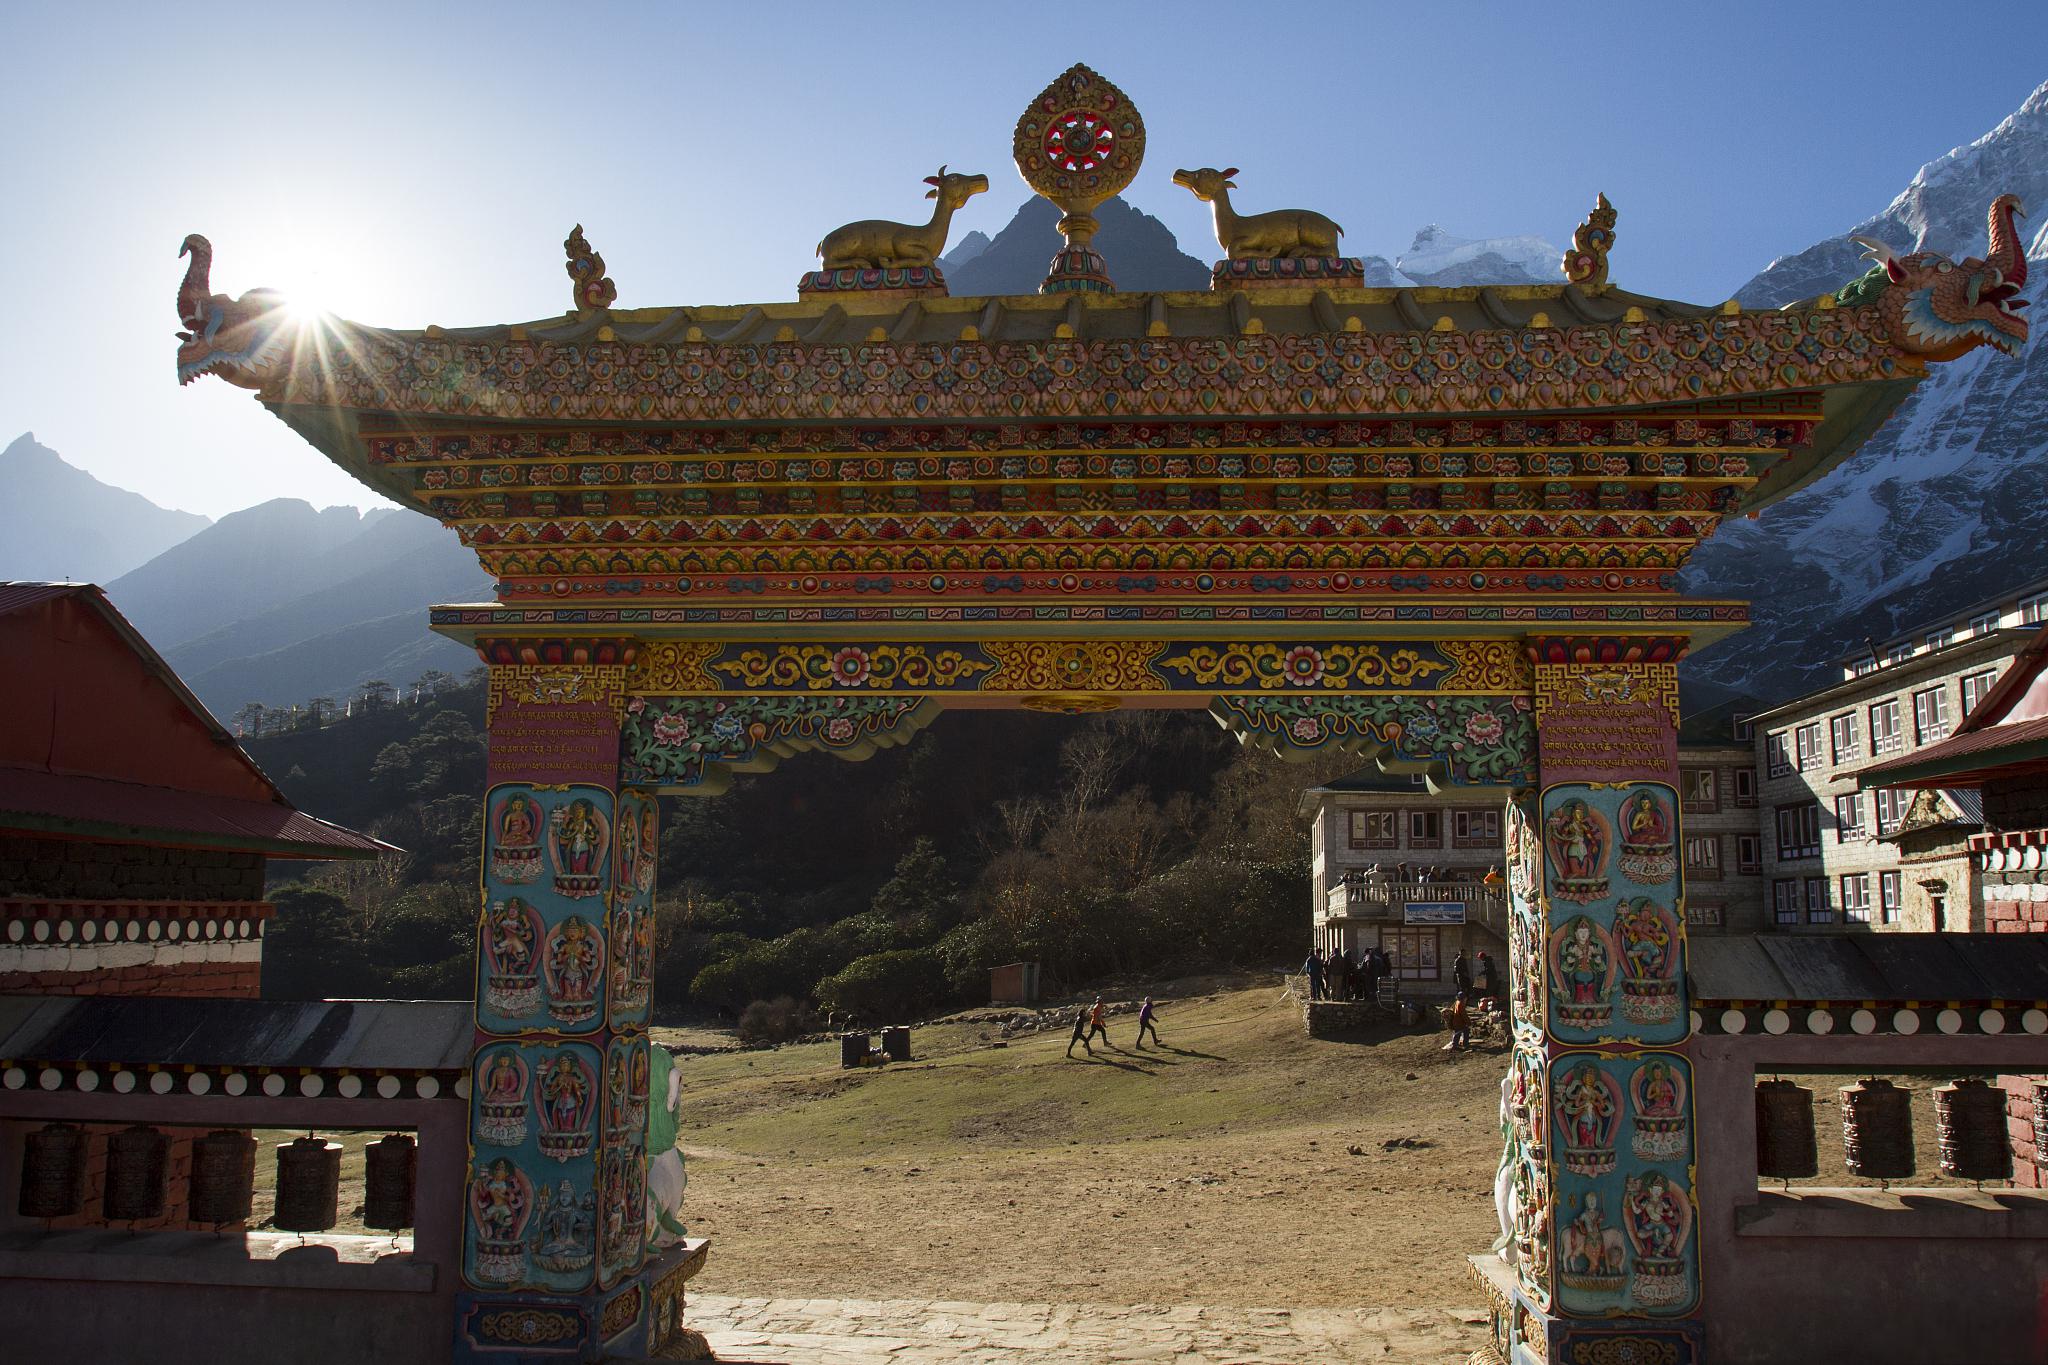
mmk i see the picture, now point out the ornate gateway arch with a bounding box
[177,63,2025,1365]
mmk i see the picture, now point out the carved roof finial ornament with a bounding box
[1561,193,1618,292]
[564,224,617,313]
[1013,64,1146,294]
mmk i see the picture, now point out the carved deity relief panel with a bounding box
[479,782,615,1035]
[1538,781,1686,1047]
[465,1038,604,1295]
[1548,1050,1698,1318]
[607,792,658,1031]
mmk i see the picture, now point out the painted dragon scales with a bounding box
[1843,194,2030,360]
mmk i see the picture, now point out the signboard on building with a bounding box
[1404,902,1466,925]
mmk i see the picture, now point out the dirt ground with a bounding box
[657,977,1508,1309]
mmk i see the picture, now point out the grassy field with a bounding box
[655,974,1509,1308]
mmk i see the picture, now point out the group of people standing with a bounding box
[1302,944,1388,1003]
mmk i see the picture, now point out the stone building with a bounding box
[1674,701,1767,934]
[1745,581,2041,933]
[1299,770,1506,993]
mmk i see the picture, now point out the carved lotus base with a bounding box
[478,1108,528,1148]
[549,1000,598,1026]
[538,1132,594,1163]
[1620,849,1676,884]
[1550,877,1608,904]
[1561,1147,1616,1176]
[1629,1259,1690,1307]
[1210,256,1367,290]
[491,849,542,883]
[553,875,604,900]
[797,266,949,301]
[1042,247,1114,294]
[474,1243,526,1284]
[486,978,542,1018]
[531,1247,594,1275]
[1621,980,1681,1024]
[1560,1270,1626,1294]
[1554,1003,1612,1031]
[1632,1120,1687,1162]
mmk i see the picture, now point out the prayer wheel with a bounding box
[1841,1078,1914,1183]
[18,1122,86,1219]
[1934,1078,2011,1183]
[104,1124,170,1221]
[187,1129,256,1225]
[273,1137,341,1233]
[2033,1083,2048,1169]
[363,1133,417,1230]
[1754,1079,1818,1181]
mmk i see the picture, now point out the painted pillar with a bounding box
[454,646,666,1363]
[1496,645,1703,1364]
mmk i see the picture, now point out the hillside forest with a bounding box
[249,676,1333,1033]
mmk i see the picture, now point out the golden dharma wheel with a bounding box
[273,1136,342,1233]
[188,1129,256,1226]
[1754,1079,1818,1182]
[105,1124,170,1222]
[1934,1078,2012,1183]
[1840,1078,1914,1183]
[363,1133,418,1231]
[18,1122,87,1220]
[1012,63,1145,214]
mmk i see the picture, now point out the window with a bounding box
[1961,669,1999,718]
[1795,722,1824,772]
[1852,657,1880,677]
[1766,732,1793,778]
[1348,810,1398,850]
[1926,627,1955,650]
[1681,767,1719,813]
[1684,835,1721,880]
[1841,873,1872,923]
[1451,808,1500,848]
[1733,769,1758,807]
[1805,876,1832,924]
[1969,610,2001,636]
[1732,713,1756,742]
[1833,793,1866,840]
[1737,834,1762,874]
[1776,802,1822,860]
[1879,870,1902,924]
[1686,904,1725,928]
[1409,810,1442,849]
[1875,786,1909,835]
[1886,644,1914,665]
[1912,687,1951,744]
[1385,927,1440,980]
[1869,699,1903,755]
[1773,879,1801,926]
[2023,591,2048,625]
[1829,712,1859,763]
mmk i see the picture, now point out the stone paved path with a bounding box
[689,1293,1486,1364]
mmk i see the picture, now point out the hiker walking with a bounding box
[1303,948,1325,1001]
[1087,996,1111,1047]
[1452,949,1472,1004]
[1066,1008,1093,1058]
[1135,996,1161,1048]
[1444,993,1471,1051]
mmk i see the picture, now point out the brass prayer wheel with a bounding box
[1934,1078,2011,1183]
[1841,1078,1914,1183]
[188,1129,256,1225]
[273,1137,341,1233]
[18,1122,87,1219]
[363,1133,417,1230]
[104,1124,170,1221]
[1755,1079,1818,1181]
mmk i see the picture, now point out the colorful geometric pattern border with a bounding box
[1532,661,1682,730]
[1212,693,1535,788]
[619,696,935,791]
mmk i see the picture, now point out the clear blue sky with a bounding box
[3,3,2042,519]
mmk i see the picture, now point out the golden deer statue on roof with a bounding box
[816,166,990,271]
[1172,167,1344,260]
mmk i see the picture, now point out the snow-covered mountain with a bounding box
[1391,225,1560,288]
[1682,80,2048,702]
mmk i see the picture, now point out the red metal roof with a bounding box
[1859,712,2048,786]
[0,767,389,858]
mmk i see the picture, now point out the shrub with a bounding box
[814,948,948,1023]
[934,917,1018,1000]
[736,995,814,1045]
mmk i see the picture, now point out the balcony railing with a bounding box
[1325,876,1507,940]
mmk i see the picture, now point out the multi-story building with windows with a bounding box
[1674,709,1767,933]
[1746,575,2047,933]
[1299,770,1507,993]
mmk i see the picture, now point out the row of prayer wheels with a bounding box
[1756,1078,2039,1185]
[17,1124,417,1230]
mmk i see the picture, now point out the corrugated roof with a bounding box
[1859,713,2048,787]
[0,996,472,1071]
[0,767,389,858]
[0,583,87,615]
[1688,933,2048,1003]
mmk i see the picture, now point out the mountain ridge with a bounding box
[0,432,212,585]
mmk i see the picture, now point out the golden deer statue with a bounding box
[1171,167,1344,260]
[815,166,990,270]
